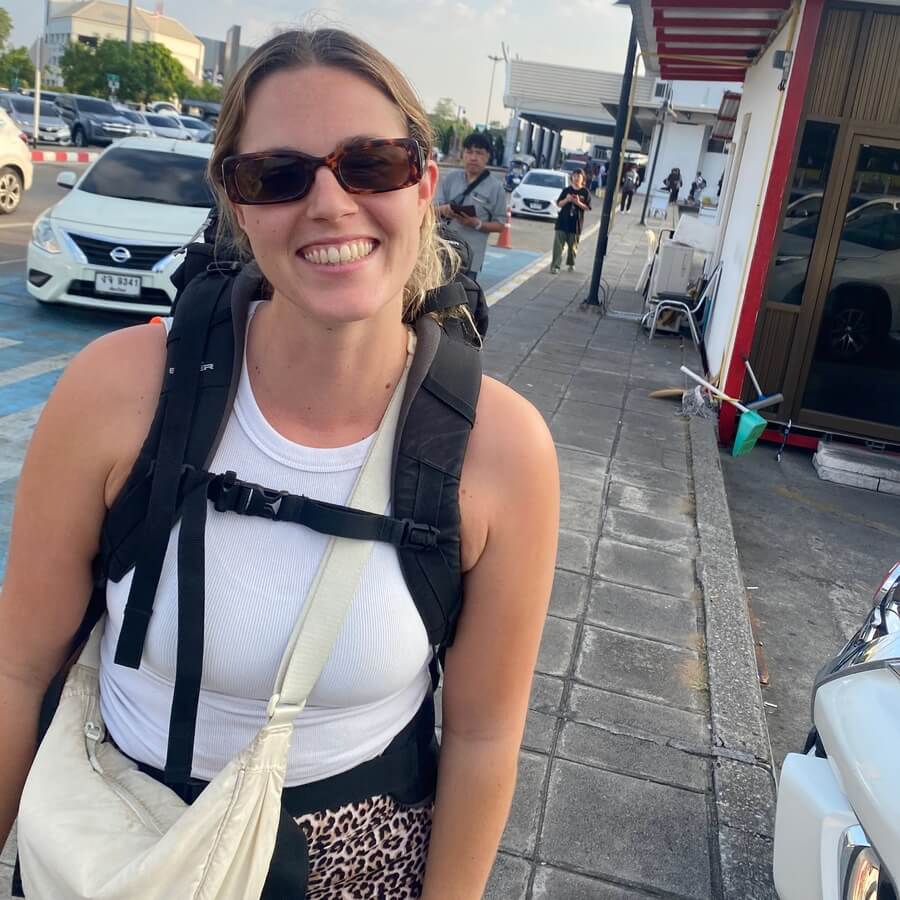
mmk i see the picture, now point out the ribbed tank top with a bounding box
[99,304,431,786]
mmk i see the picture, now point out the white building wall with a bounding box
[671,80,743,113]
[654,121,707,198]
[703,12,802,381]
[697,148,727,205]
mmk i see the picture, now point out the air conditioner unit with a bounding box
[649,238,694,298]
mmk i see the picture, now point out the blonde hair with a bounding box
[208,28,461,323]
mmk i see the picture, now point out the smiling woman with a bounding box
[3,26,558,900]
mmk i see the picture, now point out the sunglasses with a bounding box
[222,138,426,205]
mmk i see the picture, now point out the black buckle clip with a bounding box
[399,519,440,550]
[211,471,286,519]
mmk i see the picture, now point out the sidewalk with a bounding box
[1,212,775,900]
[475,212,776,899]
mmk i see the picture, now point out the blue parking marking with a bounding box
[479,248,541,292]
[0,369,66,417]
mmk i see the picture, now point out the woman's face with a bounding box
[231,65,438,327]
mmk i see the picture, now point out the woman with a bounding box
[664,167,683,205]
[0,28,558,899]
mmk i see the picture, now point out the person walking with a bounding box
[435,130,507,284]
[619,163,640,212]
[688,171,707,203]
[0,27,559,900]
[664,167,683,205]
[550,168,591,274]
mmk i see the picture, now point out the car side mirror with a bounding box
[56,171,77,190]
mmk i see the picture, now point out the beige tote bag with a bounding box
[17,355,410,900]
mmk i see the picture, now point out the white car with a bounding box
[144,113,193,141]
[0,108,33,214]
[27,137,213,315]
[509,169,568,220]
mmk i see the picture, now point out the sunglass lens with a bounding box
[339,143,416,192]
[234,156,311,203]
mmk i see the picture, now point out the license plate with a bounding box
[95,272,141,297]
[525,200,543,209]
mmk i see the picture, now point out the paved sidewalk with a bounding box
[2,213,773,900]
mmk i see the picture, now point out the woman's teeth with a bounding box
[302,240,376,266]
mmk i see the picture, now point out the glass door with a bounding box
[796,136,900,439]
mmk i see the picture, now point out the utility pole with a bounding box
[586,20,638,308]
[126,0,134,49]
[32,0,52,149]
[485,53,503,132]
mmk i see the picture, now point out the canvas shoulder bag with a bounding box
[16,342,412,900]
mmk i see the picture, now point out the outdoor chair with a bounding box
[638,227,675,316]
[647,261,723,350]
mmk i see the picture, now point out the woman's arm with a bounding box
[421,378,559,899]
[0,324,164,846]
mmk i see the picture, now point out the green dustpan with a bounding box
[732,409,767,457]
[680,366,767,457]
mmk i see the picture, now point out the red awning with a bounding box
[638,0,791,82]
[712,90,742,140]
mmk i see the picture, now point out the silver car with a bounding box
[0,93,71,145]
[114,107,155,139]
[177,115,213,142]
[143,113,193,141]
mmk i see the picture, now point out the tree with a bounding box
[0,45,34,90]
[188,82,222,102]
[0,8,11,51]
[60,38,192,103]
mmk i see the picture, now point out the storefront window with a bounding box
[768,121,839,305]
[802,143,900,427]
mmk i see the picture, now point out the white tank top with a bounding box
[99,304,431,786]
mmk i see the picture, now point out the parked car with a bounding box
[180,99,221,126]
[0,93,71,145]
[114,107,155,139]
[509,168,568,220]
[148,101,180,116]
[772,196,900,360]
[26,137,213,314]
[177,115,213,142]
[0,108,33,214]
[144,113,193,141]
[54,94,133,147]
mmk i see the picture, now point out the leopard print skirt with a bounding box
[294,794,433,899]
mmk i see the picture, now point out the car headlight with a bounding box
[840,826,897,900]
[512,191,521,200]
[32,215,61,254]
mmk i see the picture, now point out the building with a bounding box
[42,0,204,87]
[198,26,254,87]
[623,0,900,450]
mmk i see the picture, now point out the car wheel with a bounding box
[823,295,889,361]
[73,127,86,147]
[0,167,23,215]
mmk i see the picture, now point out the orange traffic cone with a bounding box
[496,206,513,249]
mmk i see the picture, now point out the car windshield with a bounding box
[180,117,206,128]
[10,97,56,117]
[76,97,118,115]
[523,172,566,189]
[146,114,180,127]
[116,110,143,123]
[78,147,213,208]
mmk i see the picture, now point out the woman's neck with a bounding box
[244,295,410,447]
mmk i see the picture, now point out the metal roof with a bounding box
[620,0,792,82]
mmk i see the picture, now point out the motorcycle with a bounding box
[773,561,900,899]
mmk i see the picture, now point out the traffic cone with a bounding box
[496,206,513,249]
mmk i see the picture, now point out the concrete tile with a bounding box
[532,867,659,899]
[522,709,558,754]
[568,683,709,746]
[718,826,778,900]
[714,759,777,838]
[559,470,606,505]
[531,673,565,714]
[663,448,689,474]
[484,853,531,900]
[607,482,695,526]
[576,624,706,712]
[587,579,701,651]
[509,366,571,400]
[536,615,579,677]
[609,457,691,497]
[624,387,684,418]
[524,353,579,376]
[550,568,591,620]
[603,507,698,557]
[560,495,602,534]
[541,759,712,899]
[556,399,622,428]
[558,720,709,792]
[551,414,615,455]
[594,537,696,597]
[555,446,609,481]
[620,417,688,449]
[557,528,595,574]
[500,751,549,856]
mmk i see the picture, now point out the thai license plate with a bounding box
[525,200,543,209]
[95,272,141,297]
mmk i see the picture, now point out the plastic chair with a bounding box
[648,262,723,348]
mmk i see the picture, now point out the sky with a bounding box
[8,0,635,149]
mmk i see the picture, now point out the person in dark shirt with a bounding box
[550,170,591,274]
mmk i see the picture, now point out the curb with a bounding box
[30,150,98,164]
[688,416,778,900]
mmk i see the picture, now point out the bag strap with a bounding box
[456,169,491,203]
[266,342,411,727]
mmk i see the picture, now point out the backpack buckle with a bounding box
[399,519,440,550]
[242,484,287,520]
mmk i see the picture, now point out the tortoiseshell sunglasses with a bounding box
[221,138,426,205]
